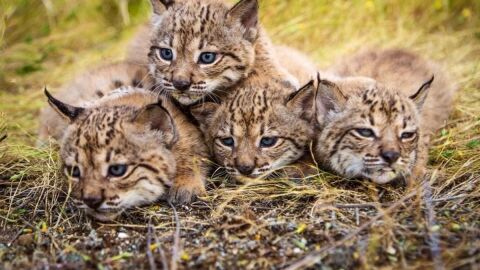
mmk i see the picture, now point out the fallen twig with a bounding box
[423,179,445,270]
[147,218,157,270]
[285,189,418,270]
[153,228,169,270]
[169,201,181,270]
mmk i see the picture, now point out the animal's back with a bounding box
[38,62,153,142]
[329,48,457,136]
[274,45,318,85]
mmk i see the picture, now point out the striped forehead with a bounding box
[358,89,416,127]
[165,2,228,48]
[73,107,131,148]
[225,90,272,135]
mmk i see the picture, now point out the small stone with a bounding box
[118,232,128,239]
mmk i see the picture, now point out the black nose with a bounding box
[83,196,104,209]
[237,165,255,176]
[172,80,191,91]
[381,151,400,164]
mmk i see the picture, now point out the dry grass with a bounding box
[1,0,479,269]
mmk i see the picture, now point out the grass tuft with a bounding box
[1,0,479,268]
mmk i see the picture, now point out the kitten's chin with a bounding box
[85,208,123,222]
[170,91,207,105]
[364,169,401,185]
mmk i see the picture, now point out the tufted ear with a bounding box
[410,75,434,111]
[189,102,220,128]
[133,102,178,149]
[151,0,174,14]
[45,88,84,122]
[286,80,316,121]
[228,0,258,42]
[315,74,347,126]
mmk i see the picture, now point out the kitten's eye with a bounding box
[108,164,128,177]
[198,52,217,64]
[65,165,81,178]
[355,128,375,138]
[401,132,416,140]
[260,137,278,148]
[157,48,173,61]
[220,137,234,147]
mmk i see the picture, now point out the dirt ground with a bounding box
[1,0,479,269]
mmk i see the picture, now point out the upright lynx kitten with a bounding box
[315,49,456,184]
[135,0,297,105]
[39,63,209,221]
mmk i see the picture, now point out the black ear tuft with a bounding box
[228,0,259,41]
[410,75,434,110]
[45,87,84,122]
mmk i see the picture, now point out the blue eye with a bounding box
[158,48,173,61]
[108,164,128,177]
[220,137,234,147]
[198,52,217,64]
[355,128,375,138]
[260,137,278,148]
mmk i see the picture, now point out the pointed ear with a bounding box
[410,75,434,110]
[315,74,347,125]
[286,80,316,121]
[45,88,84,122]
[189,102,220,127]
[228,0,258,42]
[133,102,178,149]
[151,0,174,15]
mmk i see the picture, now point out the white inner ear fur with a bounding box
[151,13,165,28]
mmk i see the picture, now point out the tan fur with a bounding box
[190,77,316,180]
[329,48,456,136]
[274,45,318,85]
[127,0,299,105]
[39,63,209,221]
[315,49,456,184]
[39,62,154,142]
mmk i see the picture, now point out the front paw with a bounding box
[168,181,206,205]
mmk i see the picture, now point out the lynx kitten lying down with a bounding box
[40,63,209,221]
[190,79,316,180]
[314,49,456,184]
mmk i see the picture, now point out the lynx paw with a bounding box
[168,180,206,205]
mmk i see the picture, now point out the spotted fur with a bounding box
[128,0,298,105]
[190,79,315,180]
[39,62,154,143]
[39,64,208,221]
[316,49,456,184]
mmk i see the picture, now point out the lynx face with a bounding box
[191,82,315,179]
[315,77,433,184]
[46,91,177,221]
[148,0,258,105]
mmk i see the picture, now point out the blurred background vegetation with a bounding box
[0,0,479,145]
